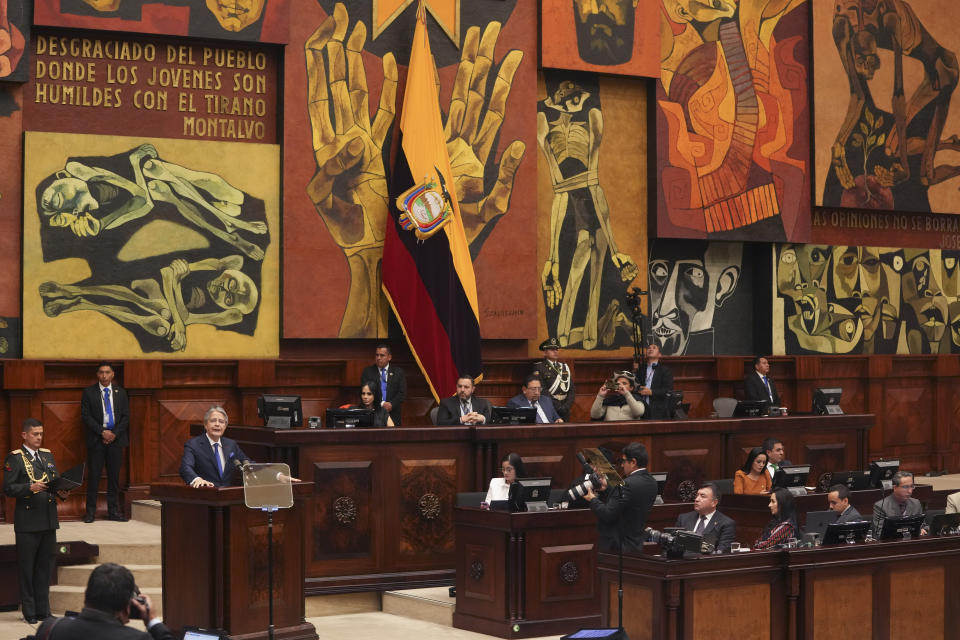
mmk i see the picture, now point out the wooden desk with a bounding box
[599,536,960,640]
[213,414,872,593]
[151,483,317,640]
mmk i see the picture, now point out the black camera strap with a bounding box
[37,615,70,640]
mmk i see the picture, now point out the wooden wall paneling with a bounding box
[39,398,87,518]
[155,398,232,479]
[4,361,43,390]
[802,571,874,640]
[307,459,376,575]
[887,565,944,640]
[656,434,724,500]
[124,360,163,389]
[396,456,458,562]
[685,578,772,640]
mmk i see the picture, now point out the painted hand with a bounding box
[542,259,562,309]
[443,22,525,253]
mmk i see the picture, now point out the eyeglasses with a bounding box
[898,484,915,490]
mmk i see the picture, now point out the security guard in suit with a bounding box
[3,417,61,624]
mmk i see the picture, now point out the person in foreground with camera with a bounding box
[484,452,527,512]
[565,448,617,509]
[35,563,173,639]
[590,372,645,421]
[754,488,798,549]
[584,442,658,552]
[674,483,737,553]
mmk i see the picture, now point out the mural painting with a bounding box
[540,0,659,78]
[536,71,647,353]
[0,85,21,356]
[648,240,751,355]
[774,243,960,354]
[1,0,28,82]
[284,0,537,339]
[33,0,289,42]
[816,0,960,214]
[23,132,279,358]
[657,0,810,242]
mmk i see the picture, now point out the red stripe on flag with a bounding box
[382,216,459,401]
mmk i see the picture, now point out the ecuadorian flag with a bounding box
[383,1,482,401]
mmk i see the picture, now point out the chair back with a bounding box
[713,397,738,418]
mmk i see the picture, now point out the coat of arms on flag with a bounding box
[395,167,453,239]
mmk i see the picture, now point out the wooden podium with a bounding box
[151,483,317,640]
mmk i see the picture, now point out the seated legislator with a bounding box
[734,447,771,494]
[674,483,736,553]
[484,452,527,512]
[743,355,782,406]
[590,371,645,421]
[827,484,863,523]
[179,406,250,488]
[436,375,492,425]
[506,374,563,423]
[872,471,927,537]
[753,488,797,549]
[947,490,960,514]
[351,383,395,427]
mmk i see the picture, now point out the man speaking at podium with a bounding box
[180,406,250,488]
[584,442,658,552]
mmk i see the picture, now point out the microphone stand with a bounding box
[616,484,626,638]
[262,504,278,640]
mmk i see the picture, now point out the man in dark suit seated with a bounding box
[636,343,674,419]
[179,406,250,488]
[872,471,927,537]
[36,562,173,639]
[506,374,563,423]
[360,344,407,425]
[744,355,783,407]
[584,442,658,552]
[763,437,792,479]
[827,484,863,523]
[674,483,736,553]
[436,375,492,425]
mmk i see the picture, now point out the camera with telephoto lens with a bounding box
[567,472,603,502]
[645,527,714,558]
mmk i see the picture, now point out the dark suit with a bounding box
[3,446,60,620]
[179,435,250,487]
[37,607,174,639]
[744,371,781,406]
[836,505,863,524]
[872,495,924,537]
[81,383,130,518]
[589,468,658,552]
[361,364,407,425]
[506,393,561,423]
[638,362,673,419]
[436,396,492,425]
[674,510,737,553]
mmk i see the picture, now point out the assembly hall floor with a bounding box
[0,516,563,640]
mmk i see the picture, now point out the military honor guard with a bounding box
[533,337,576,421]
[3,418,64,624]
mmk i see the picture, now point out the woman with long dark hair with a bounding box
[754,487,797,549]
[590,371,645,421]
[352,382,394,427]
[734,447,771,494]
[484,452,528,511]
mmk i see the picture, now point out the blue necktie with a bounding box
[103,387,115,429]
[380,368,388,403]
[763,376,772,401]
[213,442,223,478]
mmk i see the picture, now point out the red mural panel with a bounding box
[283,0,537,338]
[24,29,278,143]
[33,0,289,44]
[0,86,22,355]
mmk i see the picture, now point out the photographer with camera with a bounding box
[590,372,645,421]
[584,442,658,552]
[565,448,617,509]
[35,563,173,639]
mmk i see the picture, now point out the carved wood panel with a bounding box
[398,458,456,555]
[539,543,595,602]
[156,399,229,478]
[462,542,497,603]
[310,460,373,564]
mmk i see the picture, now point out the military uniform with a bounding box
[532,337,576,421]
[3,446,60,621]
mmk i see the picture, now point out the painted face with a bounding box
[901,251,947,346]
[205,0,265,32]
[22,425,43,451]
[664,0,736,24]
[522,380,542,403]
[572,0,636,65]
[204,410,227,441]
[456,378,474,402]
[853,30,880,79]
[833,246,900,343]
[42,177,99,215]
[207,269,258,314]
